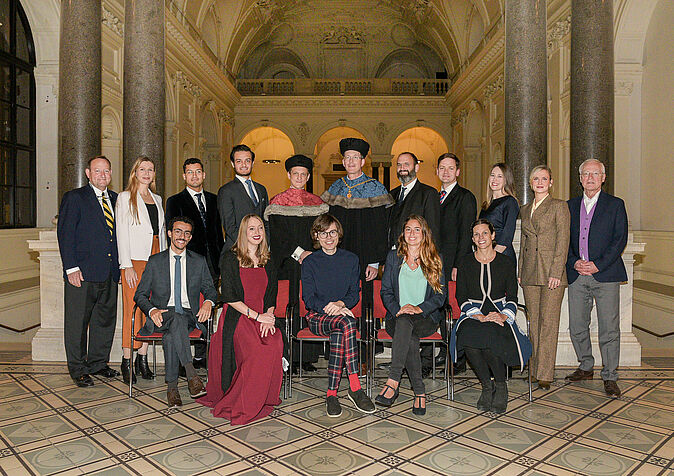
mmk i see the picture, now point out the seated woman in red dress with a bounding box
[197,214,283,425]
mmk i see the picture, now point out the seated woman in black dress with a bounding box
[375,215,446,416]
[450,219,531,414]
[198,214,284,425]
[301,214,375,417]
[479,163,520,261]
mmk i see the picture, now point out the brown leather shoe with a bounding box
[603,380,621,397]
[565,368,594,381]
[188,376,206,398]
[167,388,182,408]
[537,380,551,390]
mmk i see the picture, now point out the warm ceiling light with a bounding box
[262,159,280,164]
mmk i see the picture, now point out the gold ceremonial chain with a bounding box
[341,177,375,198]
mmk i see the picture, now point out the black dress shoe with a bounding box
[193,358,207,370]
[73,375,94,387]
[92,366,120,378]
[453,360,467,374]
[421,366,432,379]
[302,362,318,372]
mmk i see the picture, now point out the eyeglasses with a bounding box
[580,171,604,178]
[318,230,339,238]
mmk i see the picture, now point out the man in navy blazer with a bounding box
[217,144,269,253]
[57,156,121,387]
[565,159,628,397]
[135,216,217,407]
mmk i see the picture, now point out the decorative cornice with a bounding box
[239,96,448,108]
[615,80,634,96]
[448,34,505,105]
[547,14,571,51]
[174,70,203,98]
[483,74,504,99]
[102,6,124,37]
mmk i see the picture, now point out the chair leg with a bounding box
[153,342,157,376]
[445,342,450,400]
[299,341,303,380]
[129,337,134,398]
[432,343,436,380]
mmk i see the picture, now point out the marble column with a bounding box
[123,0,165,194]
[570,0,614,197]
[504,0,547,205]
[57,2,101,199]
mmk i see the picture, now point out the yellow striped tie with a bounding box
[101,192,114,236]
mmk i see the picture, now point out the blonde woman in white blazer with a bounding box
[116,156,167,384]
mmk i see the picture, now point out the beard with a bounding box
[397,169,416,185]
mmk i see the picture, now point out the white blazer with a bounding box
[115,190,167,268]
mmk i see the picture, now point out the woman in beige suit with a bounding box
[116,156,167,384]
[519,165,570,390]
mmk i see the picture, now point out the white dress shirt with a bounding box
[398,178,417,201]
[583,190,601,214]
[167,248,191,310]
[440,181,458,204]
[236,174,259,202]
[186,186,206,212]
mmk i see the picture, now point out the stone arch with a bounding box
[20,0,60,226]
[101,106,123,192]
[306,120,373,156]
[614,0,659,65]
[312,126,371,196]
[240,126,295,198]
[235,120,299,151]
[389,126,449,188]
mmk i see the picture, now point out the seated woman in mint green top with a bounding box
[376,215,447,416]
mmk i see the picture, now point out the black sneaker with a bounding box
[326,396,342,417]
[348,389,376,414]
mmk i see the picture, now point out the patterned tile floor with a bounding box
[0,352,673,475]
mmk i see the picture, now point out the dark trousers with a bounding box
[464,346,506,383]
[387,314,437,394]
[64,278,118,378]
[141,308,199,383]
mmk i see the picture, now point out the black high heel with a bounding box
[412,395,426,416]
[374,384,400,407]
[134,354,155,380]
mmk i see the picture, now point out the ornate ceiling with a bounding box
[173,0,504,80]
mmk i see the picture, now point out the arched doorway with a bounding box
[239,127,294,198]
[313,126,369,196]
[390,127,449,189]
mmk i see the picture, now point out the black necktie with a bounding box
[399,187,406,202]
[195,193,207,230]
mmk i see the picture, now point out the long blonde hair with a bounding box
[482,162,517,210]
[396,214,443,293]
[231,214,270,268]
[125,156,157,224]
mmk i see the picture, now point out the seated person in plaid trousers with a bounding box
[300,214,376,417]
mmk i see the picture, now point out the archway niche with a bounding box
[199,111,221,193]
[313,126,369,196]
[101,108,122,192]
[390,127,448,189]
[240,127,295,199]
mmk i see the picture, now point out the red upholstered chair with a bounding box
[293,283,370,394]
[129,294,215,398]
[274,280,292,398]
[369,280,450,399]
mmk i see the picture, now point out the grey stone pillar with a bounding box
[571,0,614,197]
[123,0,165,193]
[504,0,548,205]
[58,2,101,199]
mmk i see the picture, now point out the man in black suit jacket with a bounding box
[217,144,269,253]
[166,158,223,368]
[565,159,628,398]
[388,152,440,249]
[57,156,121,387]
[135,216,217,407]
[433,153,477,370]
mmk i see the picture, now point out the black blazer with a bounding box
[388,180,440,249]
[380,249,447,326]
[566,192,628,284]
[219,250,278,393]
[165,188,223,277]
[134,249,218,320]
[439,184,477,274]
[217,178,269,252]
[57,185,120,282]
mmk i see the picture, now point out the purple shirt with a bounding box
[579,201,597,261]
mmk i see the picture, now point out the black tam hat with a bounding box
[285,154,313,172]
[339,138,369,158]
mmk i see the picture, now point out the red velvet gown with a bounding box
[197,267,283,425]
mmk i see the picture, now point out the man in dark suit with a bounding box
[388,152,440,249]
[135,216,217,407]
[165,158,223,369]
[433,153,478,371]
[57,156,121,387]
[565,159,628,398]
[217,144,269,253]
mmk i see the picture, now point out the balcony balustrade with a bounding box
[235,78,451,96]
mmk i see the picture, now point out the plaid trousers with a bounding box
[306,311,359,390]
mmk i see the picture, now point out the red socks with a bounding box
[326,374,362,397]
[326,389,338,397]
